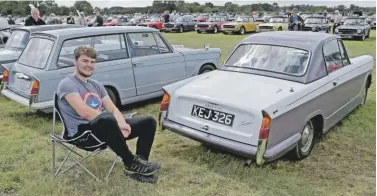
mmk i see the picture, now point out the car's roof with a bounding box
[347,16,367,19]
[240,31,338,51]
[270,15,288,18]
[307,15,326,18]
[13,24,82,32]
[32,26,159,39]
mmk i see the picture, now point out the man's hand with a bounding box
[119,122,131,137]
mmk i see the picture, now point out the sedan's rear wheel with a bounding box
[360,85,368,105]
[213,26,218,33]
[290,120,315,160]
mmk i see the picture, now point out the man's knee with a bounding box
[145,116,157,130]
[92,112,117,125]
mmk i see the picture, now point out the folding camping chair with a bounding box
[50,92,136,182]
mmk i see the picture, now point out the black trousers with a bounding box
[73,112,157,166]
[333,23,341,34]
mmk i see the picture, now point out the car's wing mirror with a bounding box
[2,37,8,44]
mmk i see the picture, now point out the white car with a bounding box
[159,31,373,166]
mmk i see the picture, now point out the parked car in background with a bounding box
[257,15,288,32]
[222,16,260,35]
[195,16,227,34]
[370,16,376,29]
[159,31,373,166]
[302,15,331,33]
[164,15,196,33]
[194,15,208,22]
[137,17,164,31]
[1,26,221,112]
[104,17,127,26]
[0,24,83,81]
[335,16,371,40]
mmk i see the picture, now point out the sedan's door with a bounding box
[127,32,186,95]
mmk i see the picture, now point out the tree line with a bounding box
[0,0,375,17]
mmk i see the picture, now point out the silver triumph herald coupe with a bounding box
[159,31,374,165]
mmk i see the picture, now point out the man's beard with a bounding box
[78,68,93,78]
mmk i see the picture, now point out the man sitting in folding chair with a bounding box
[55,45,161,183]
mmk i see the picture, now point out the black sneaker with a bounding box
[124,155,161,176]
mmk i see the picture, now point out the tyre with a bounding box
[213,25,218,33]
[360,82,369,105]
[360,33,366,41]
[239,26,245,35]
[105,87,119,107]
[197,30,201,34]
[198,64,215,74]
[290,120,315,160]
[278,26,282,31]
[223,31,228,34]
[366,30,370,38]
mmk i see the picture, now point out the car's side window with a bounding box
[58,37,92,67]
[323,39,343,72]
[153,33,172,53]
[337,39,351,66]
[93,34,128,63]
[127,32,160,57]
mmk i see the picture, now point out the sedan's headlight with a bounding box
[357,29,362,33]
[335,28,339,33]
[208,25,211,28]
[195,24,197,28]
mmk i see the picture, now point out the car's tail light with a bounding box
[30,80,39,95]
[160,92,170,111]
[259,110,271,140]
[2,69,9,83]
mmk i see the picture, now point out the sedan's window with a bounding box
[153,33,171,53]
[337,40,351,66]
[5,30,29,49]
[127,32,160,57]
[58,37,91,67]
[94,34,128,62]
[323,39,343,72]
[18,38,54,69]
[225,44,310,75]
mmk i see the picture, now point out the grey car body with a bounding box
[0,24,83,80]
[1,26,221,112]
[335,16,371,40]
[164,15,196,33]
[302,16,330,33]
[159,31,373,165]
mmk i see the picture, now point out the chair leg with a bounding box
[55,144,75,176]
[52,139,56,176]
[105,155,118,182]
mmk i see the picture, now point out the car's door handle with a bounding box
[333,82,337,86]
[132,62,142,67]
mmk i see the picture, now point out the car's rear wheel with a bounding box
[290,120,315,160]
[223,31,228,34]
[361,33,366,40]
[197,30,201,34]
[366,30,370,38]
[105,87,120,107]
[278,26,282,31]
[360,82,369,105]
[199,64,215,74]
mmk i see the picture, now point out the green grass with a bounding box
[0,31,376,196]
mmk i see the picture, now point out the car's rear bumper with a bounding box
[162,118,301,163]
[1,89,52,110]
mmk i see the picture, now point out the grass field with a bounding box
[0,30,375,196]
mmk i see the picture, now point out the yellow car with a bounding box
[222,16,261,34]
[257,16,289,32]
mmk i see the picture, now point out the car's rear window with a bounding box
[224,44,310,76]
[17,37,54,69]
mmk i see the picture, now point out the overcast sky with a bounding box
[55,0,376,8]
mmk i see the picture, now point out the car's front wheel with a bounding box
[290,120,315,160]
[213,25,218,33]
[105,87,120,107]
[360,84,369,105]
[179,25,184,33]
[239,26,245,35]
[199,64,215,74]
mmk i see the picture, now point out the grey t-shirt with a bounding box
[57,74,108,137]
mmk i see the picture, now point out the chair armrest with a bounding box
[123,111,137,119]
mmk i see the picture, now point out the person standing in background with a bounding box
[66,12,75,24]
[333,10,343,34]
[7,15,15,25]
[25,7,46,26]
[163,10,170,23]
[77,12,87,26]
[92,9,103,27]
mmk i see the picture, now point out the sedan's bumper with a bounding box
[164,27,179,32]
[222,28,240,33]
[336,33,364,39]
[1,89,53,110]
[257,28,275,32]
[162,118,301,164]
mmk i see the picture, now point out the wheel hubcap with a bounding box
[300,122,314,153]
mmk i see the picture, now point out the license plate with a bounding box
[14,79,31,91]
[191,105,235,127]
[342,35,352,38]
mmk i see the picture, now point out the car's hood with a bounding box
[339,25,364,29]
[173,70,304,111]
[0,48,21,62]
[197,22,215,25]
[165,22,182,25]
[223,22,241,26]
[258,23,276,27]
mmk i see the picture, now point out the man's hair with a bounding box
[74,46,96,60]
[31,7,39,15]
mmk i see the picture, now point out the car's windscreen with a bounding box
[17,38,54,69]
[224,44,310,76]
[149,17,160,22]
[344,18,365,25]
[5,30,29,49]
[236,17,248,22]
[209,17,223,22]
[305,18,324,24]
[269,17,284,23]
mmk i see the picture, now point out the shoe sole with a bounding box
[125,166,161,176]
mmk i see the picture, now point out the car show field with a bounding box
[0,30,375,196]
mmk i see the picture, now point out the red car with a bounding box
[195,16,227,34]
[137,17,164,31]
[104,18,127,26]
[194,15,208,22]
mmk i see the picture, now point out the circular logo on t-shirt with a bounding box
[82,91,102,110]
